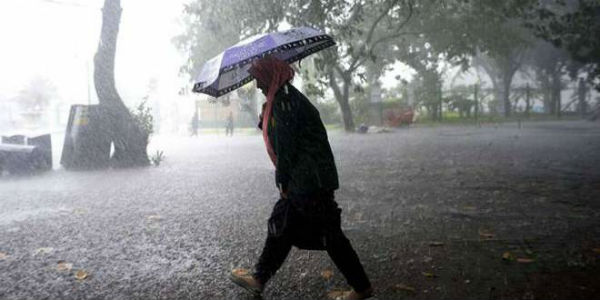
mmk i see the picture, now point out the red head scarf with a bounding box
[248,56,294,166]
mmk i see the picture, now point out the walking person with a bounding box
[229,56,373,300]
[190,106,199,136]
[225,111,234,136]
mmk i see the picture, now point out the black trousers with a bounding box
[254,190,371,292]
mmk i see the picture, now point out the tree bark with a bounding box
[525,83,530,118]
[328,68,355,132]
[474,84,479,120]
[551,71,562,118]
[438,84,443,121]
[94,0,149,167]
[501,72,514,118]
[366,64,383,126]
[578,79,587,117]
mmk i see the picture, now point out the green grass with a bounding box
[415,112,583,127]
[196,113,585,134]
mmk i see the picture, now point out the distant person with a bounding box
[191,107,199,136]
[225,112,234,136]
[229,56,373,300]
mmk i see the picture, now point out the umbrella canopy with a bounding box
[192,27,335,97]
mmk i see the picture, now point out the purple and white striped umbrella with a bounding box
[192,26,335,97]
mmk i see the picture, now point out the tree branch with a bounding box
[348,0,401,72]
[369,1,415,56]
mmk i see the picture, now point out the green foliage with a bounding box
[175,0,590,123]
[409,68,443,120]
[150,150,164,167]
[17,76,57,113]
[350,88,370,125]
[130,100,154,141]
[313,99,341,125]
[528,0,600,90]
[173,0,283,76]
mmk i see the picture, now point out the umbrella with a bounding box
[192,26,335,97]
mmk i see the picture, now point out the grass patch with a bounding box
[415,113,583,127]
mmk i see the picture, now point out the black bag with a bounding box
[267,198,290,238]
[267,191,340,251]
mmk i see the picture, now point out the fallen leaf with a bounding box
[147,215,162,221]
[395,283,416,293]
[0,252,8,260]
[429,242,444,247]
[56,261,73,272]
[592,248,600,254]
[74,270,89,280]
[73,208,87,215]
[34,247,54,255]
[422,272,438,278]
[517,258,535,264]
[478,228,494,239]
[502,251,515,261]
[321,269,334,280]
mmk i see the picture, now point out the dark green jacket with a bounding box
[266,83,339,194]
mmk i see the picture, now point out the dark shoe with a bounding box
[229,268,263,297]
[328,287,373,300]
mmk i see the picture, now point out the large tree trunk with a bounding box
[94,0,149,167]
[501,81,511,118]
[474,84,479,120]
[578,78,587,117]
[366,64,383,126]
[329,68,355,132]
[551,71,562,118]
[475,54,519,118]
[338,94,354,131]
[536,73,554,114]
[438,84,443,121]
[525,83,531,118]
[500,71,515,118]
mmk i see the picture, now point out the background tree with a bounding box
[177,0,417,132]
[462,0,536,117]
[524,40,571,115]
[176,0,589,126]
[298,0,416,131]
[17,76,57,114]
[531,0,600,91]
[94,0,149,167]
[236,84,259,125]
[173,0,280,78]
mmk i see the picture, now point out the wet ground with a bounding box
[1,120,599,299]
